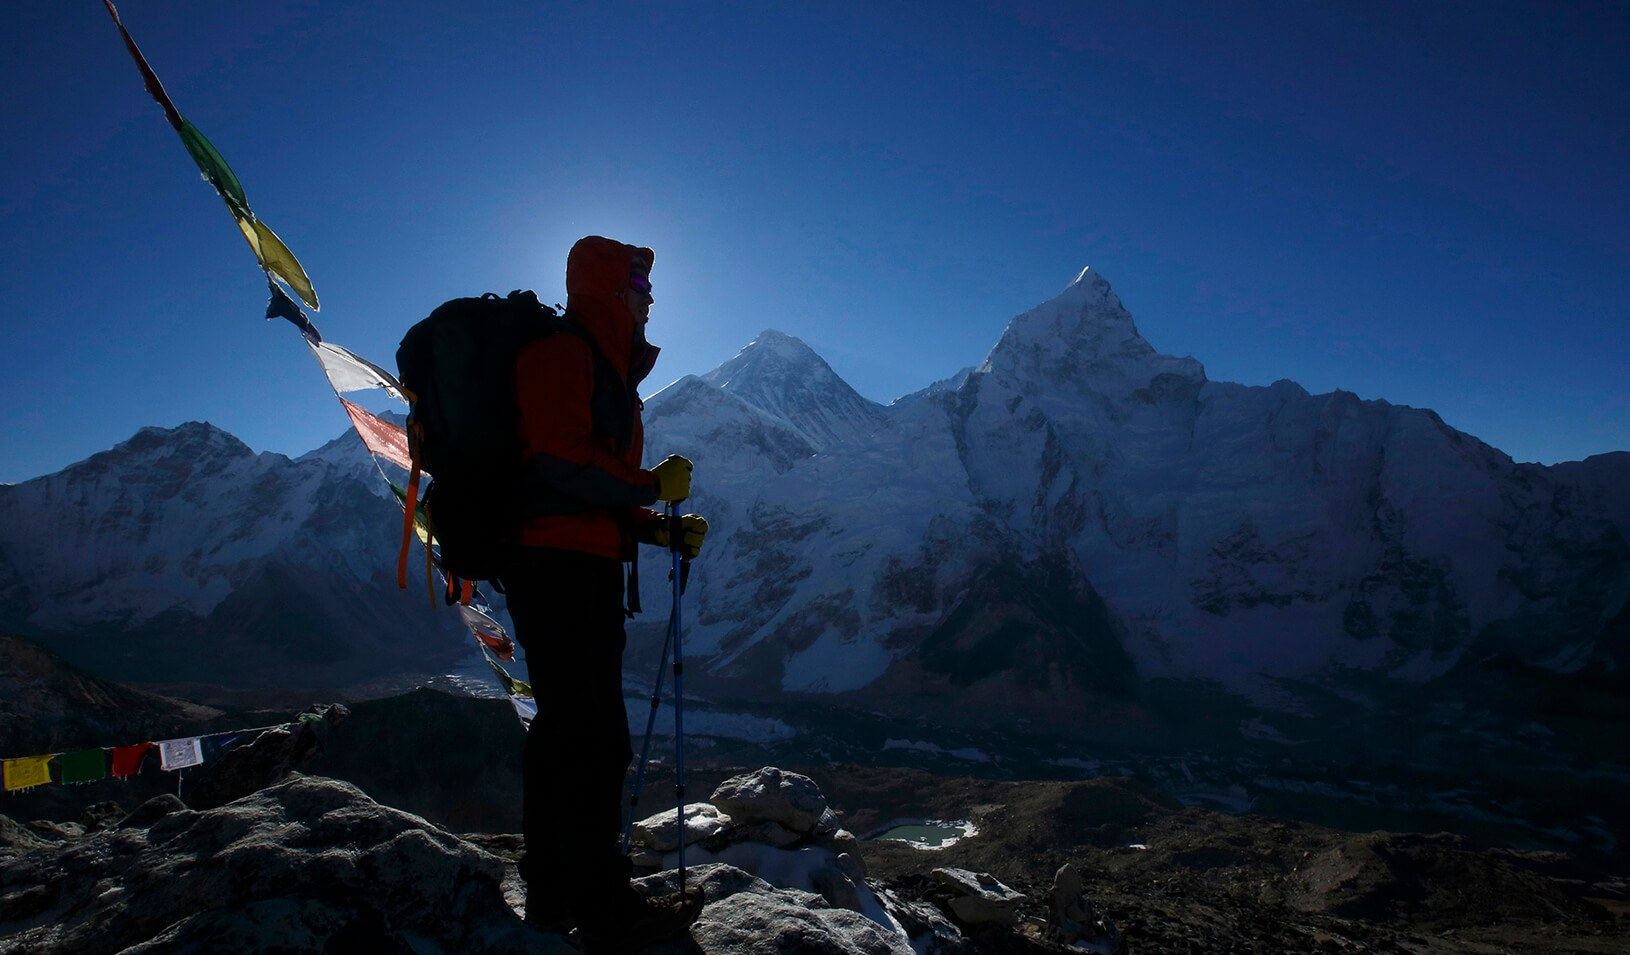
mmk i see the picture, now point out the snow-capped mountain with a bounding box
[699,330,888,450]
[3,269,1624,732]
[0,421,464,689]
[643,268,1630,728]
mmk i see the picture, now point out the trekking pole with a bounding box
[670,503,690,895]
[622,581,677,855]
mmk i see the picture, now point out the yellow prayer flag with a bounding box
[235,214,319,311]
[3,755,54,791]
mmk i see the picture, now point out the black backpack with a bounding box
[394,290,625,597]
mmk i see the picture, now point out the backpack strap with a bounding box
[396,454,423,590]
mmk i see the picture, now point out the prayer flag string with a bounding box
[102,2,528,715]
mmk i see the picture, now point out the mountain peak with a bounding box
[120,421,253,459]
[748,328,820,359]
[699,331,886,450]
[1051,264,1123,315]
[982,266,1205,393]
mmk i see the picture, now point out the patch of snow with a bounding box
[781,630,895,693]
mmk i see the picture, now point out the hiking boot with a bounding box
[577,889,704,954]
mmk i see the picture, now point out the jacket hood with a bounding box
[565,235,659,387]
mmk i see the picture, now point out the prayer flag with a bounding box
[235,215,319,311]
[3,755,54,792]
[341,398,413,471]
[390,482,433,544]
[486,657,517,695]
[201,733,243,761]
[102,1,183,131]
[157,737,204,771]
[459,605,516,661]
[511,695,537,728]
[473,630,516,661]
[181,120,251,220]
[269,280,321,343]
[58,749,108,785]
[486,658,531,698]
[310,340,407,402]
[111,742,153,779]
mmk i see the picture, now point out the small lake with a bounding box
[867,819,977,849]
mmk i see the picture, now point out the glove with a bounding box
[650,454,693,503]
[649,513,709,558]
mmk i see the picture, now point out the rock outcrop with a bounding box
[0,775,566,955]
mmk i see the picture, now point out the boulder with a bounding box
[1047,862,1123,952]
[0,774,565,954]
[710,767,828,833]
[729,819,804,848]
[635,861,814,908]
[683,887,913,955]
[631,802,733,852]
[80,801,128,832]
[877,886,971,954]
[930,867,1024,926]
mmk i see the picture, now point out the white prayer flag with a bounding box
[307,339,407,403]
[510,695,538,728]
[459,604,509,640]
[158,737,204,771]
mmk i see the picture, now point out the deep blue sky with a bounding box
[2,1,1625,482]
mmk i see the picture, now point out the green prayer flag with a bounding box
[389,482,433,544]
[486,657,516,694]
[484,658,532,698]
[58,749,108,785]
[179,120,251,220]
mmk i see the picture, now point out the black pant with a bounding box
[503,547,634,920]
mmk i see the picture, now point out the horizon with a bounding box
[11,271,1627,489]
[3,1,1626,482]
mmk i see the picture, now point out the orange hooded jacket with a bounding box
[513,236,662,560]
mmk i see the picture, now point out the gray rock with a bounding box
[80,802,127,832]
[710,767,828,833]
[634,861,782,906]
[631,802,733,852]
[930,867,1024,926]
[24,819,84,841]
[0,775,539,954]
[665,842,863,912]
[729,819,804,848]
[118,793,187,829]
[824,831,864,874]
[686,888,913,954]
[1047,862,1123,953]
[0,815,48,857]
[878,887,971,954]
[811,863,862,911]
[184,703,349,810]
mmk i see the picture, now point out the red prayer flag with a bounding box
[474,630,516,662]
[102,1,184,131]
[111,742,154,779]
[340,397,413,471]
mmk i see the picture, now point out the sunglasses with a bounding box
[628,272,652,295]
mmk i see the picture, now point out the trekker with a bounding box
[501,235,709,950]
